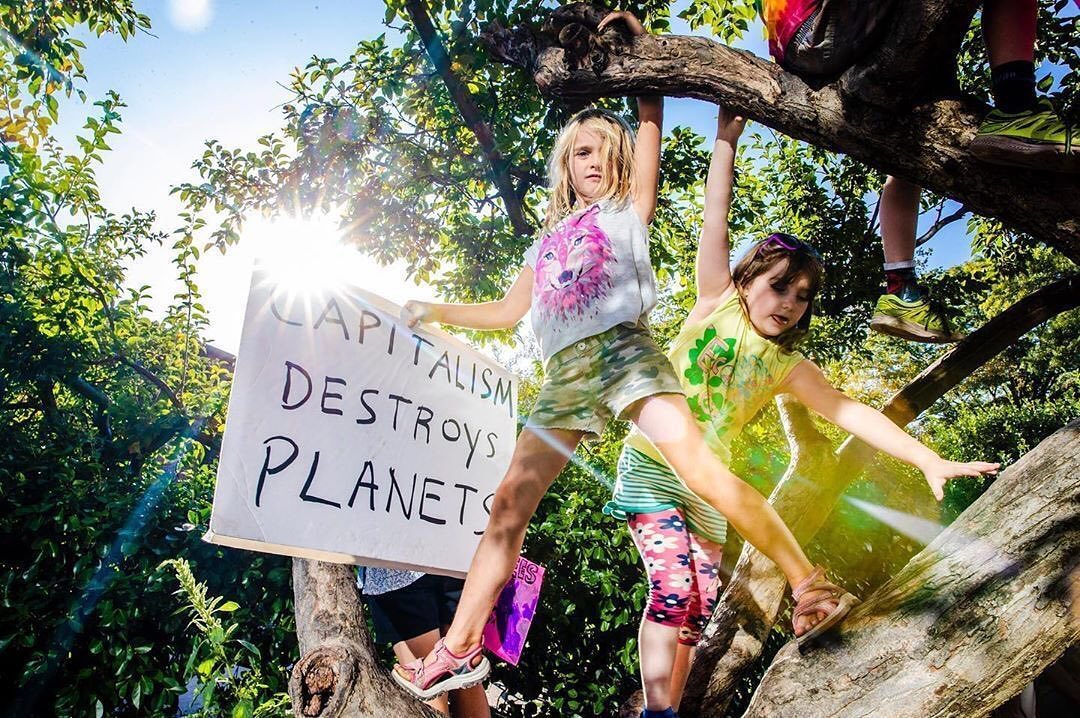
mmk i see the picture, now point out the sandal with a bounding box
[391,638,490,700]
[791,565,859,646]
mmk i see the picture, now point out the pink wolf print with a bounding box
[533,205,615,321]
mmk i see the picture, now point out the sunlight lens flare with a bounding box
[844,496,946,545]
[250,214,362,297]
[169,0,214,32]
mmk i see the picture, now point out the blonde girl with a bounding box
[391,12,874,701]
[608,109,1000,718]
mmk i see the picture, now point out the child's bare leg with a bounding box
[881,175,920,266]
[872,176,959,342]
[441,427,583,653]
[983,0,1036,68]
[626,394,814,593]
[447,682,492,718]
[639,619,681,710]
[669,643,694,710]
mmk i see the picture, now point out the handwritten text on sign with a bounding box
[207,268,517,575]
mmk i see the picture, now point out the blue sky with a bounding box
[53,0,989,351]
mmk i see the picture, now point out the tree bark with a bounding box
[481,3,1080,263]
[288,560,436,717]
[741,420,1080,718]
[680,275,1080,716]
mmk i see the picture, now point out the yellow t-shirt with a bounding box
[625,291,805,465]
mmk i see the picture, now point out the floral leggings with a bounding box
[627,508,724,646]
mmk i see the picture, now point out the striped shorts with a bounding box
[604,445,729,545]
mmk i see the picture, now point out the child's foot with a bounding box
[391,638,489,700]
[969,98,1078,173]
[870,292,962,344]
[791,566,859,647]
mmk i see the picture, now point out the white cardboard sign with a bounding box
[205,268,517,576]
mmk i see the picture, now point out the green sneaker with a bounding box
[869,293,963,344]
[969,98,1078,173]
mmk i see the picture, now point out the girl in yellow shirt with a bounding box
[610,109,1000,718]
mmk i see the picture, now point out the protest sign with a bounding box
[205,267,517,576]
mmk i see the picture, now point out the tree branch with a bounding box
[481,7,1080,262]
[65,376,110,408]
[866,274,1079,429]
[916,204,968,247]
[288,560,437,717]
[96,354,184,410]
[404,0,534,238]
[200,343,236,370]
[35,380,59,425]
[743,421,1080,717]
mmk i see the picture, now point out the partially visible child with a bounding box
[606,108,1000,718]
[391,10,864,703]
[357,567,491,717]
[760,0,1078,342]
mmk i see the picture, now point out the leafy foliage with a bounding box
[3,1,1078,717]
[0,5,294,716]
[161,559,291,717]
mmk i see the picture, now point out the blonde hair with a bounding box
[544,108,636,230]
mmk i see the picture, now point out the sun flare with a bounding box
[249,214,362,297]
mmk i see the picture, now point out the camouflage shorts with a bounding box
[526,323,684,441]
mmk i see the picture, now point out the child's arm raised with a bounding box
[782,360,1000,501]
[402,267,533,331]
[631,92,662,225]
[687,108,745,325]
[598,10,662,224]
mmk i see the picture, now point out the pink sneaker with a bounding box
[391,638,490,700]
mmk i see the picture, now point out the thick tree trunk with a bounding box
[741,421,1080,717]
[680,276,1080,716]
[288,560,435,717]
[482,3,1080,263]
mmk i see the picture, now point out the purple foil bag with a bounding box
[482,556,544,665]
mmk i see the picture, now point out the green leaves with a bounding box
[678,0,759,44]
[0,5,290,716]
[162,558,291,716]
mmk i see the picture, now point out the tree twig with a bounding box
[404,0,534,238]
[96,354,184,410]
[916,204,967,247]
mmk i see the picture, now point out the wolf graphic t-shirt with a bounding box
[523,199,657,362]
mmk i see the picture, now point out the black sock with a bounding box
[990,60,1037,114]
